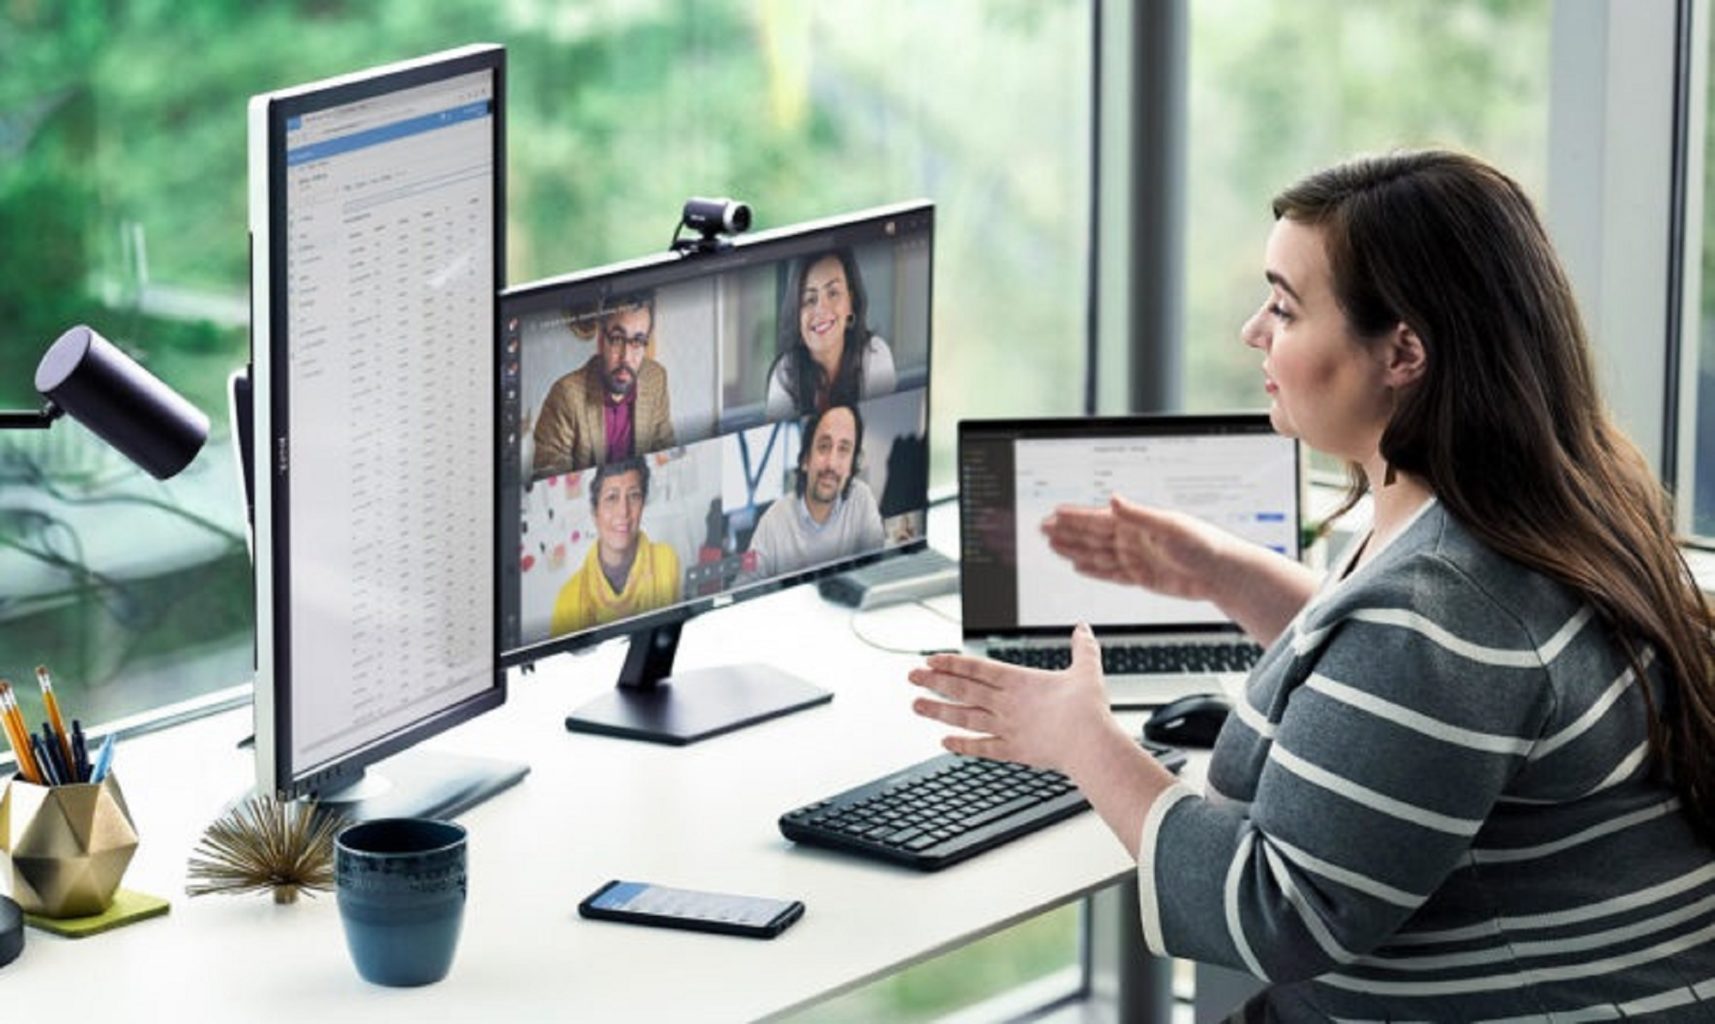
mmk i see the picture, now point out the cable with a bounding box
[913,596,962,625]
[845,598,964,657]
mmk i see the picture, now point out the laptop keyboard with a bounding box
[990,640,1263,675]
[778,740,1187,871]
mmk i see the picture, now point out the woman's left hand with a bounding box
[908,623,1114,773]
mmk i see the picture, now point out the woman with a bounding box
[765,247,896,418]
[911,151,1715,1020]
[550,456,681,635]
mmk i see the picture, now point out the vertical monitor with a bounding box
[249,45,521,815]
[501,203,933,744]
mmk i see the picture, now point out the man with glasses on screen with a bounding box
[743,404,885,583]
[532,292,676,475]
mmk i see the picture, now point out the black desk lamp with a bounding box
[0,325,208,479]
[0,325,204,969]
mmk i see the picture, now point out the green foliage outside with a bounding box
[788,905,1079,1023]
[1695,19,1715,537]
[0,0,1090,714]
[1184,0,1550,415]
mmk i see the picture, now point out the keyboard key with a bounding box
[960,795,1040,829]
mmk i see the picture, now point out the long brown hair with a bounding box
[1274,150,1715,843]
[772,247,874,416]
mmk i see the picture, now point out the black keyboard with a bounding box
[991,641,1262,675]
[778,740,1187,871]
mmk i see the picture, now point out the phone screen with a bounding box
[588,881,795,928]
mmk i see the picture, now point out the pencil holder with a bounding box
[0,772,137,918]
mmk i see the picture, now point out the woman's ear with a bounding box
[1382,323,1428,389]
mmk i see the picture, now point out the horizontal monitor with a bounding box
[500,203,933,743]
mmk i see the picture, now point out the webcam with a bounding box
[670,196,752,256]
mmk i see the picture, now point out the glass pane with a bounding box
[1691,18,1715,537]
[785,904,1080,1022]
[1184,0,1551,422]
[0,1,1090,732]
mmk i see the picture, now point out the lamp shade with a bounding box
[33,325,209,480]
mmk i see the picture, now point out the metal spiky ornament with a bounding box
[185,794,344,904]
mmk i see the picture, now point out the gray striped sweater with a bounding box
[1140,499,1715,1021]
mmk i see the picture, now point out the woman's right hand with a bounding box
[1042,495,1238,603]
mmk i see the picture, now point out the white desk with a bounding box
[2,569,1199,1020]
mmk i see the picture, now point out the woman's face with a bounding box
[1240,218,1394,462]
[593,469,645,564]
[798,255,853,362]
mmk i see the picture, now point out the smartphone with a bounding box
[577,880,804,939]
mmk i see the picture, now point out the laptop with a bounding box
[957,414,1301,708]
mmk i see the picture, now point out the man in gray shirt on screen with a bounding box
[745,404,885,582]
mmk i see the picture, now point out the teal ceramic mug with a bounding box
[335,818,467,987]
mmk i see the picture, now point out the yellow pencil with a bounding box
[2,682,41,783]
[0,685,26,780]
[36,666,75,781]
[0,681,41,784]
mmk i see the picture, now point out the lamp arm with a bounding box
[0,400,64,429]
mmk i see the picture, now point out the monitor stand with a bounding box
[311,748,528,822]
[565,621,832,745]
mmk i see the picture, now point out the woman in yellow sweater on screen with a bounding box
[551,456,681,635]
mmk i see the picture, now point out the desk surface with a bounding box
[1,570,1201,1021]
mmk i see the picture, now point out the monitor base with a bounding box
[314,748,528,822]
[565,663,831,745]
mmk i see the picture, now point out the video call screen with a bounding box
[498,205,933,661]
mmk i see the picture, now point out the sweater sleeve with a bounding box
[1139,552,1558,982]
[853,479,885,550]
[745,501,785,582]
[532,376,581,475]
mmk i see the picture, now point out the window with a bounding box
[0,0,1090,733]
[1,3,1090,1018]
[1182,0,1553,416]
[1688,8,1715,537]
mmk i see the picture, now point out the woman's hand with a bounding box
[908,623,1120,774]
[1042,495,1237,604]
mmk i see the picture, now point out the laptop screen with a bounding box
[958,415,1300,639]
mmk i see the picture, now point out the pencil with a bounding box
[35,667,75,782]
[0,682,41,784]
[0,684,27,780]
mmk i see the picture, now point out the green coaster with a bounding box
[23,888,170,937]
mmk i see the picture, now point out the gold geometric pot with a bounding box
[0,773,137,918]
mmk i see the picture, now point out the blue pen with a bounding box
[30,735,60,786]
[89,733,115,783]
[39,723,68,784]
[71,720,89,782]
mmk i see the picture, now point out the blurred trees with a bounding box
[1185,0,1550,412]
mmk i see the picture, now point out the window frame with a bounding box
[1674,0,1711,537]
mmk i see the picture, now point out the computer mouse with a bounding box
[1142,692,1233,749]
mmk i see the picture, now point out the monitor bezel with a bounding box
[249,44,508,800]
[955,413,1303,642]
[499,200,935,669]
